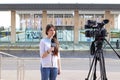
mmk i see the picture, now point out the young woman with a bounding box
[39,24,61,80]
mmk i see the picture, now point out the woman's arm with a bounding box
[57,52,61,75]
[40,40,54,58]
[57,59,61,75]
[42,48,54,58]
[40,40,49,58]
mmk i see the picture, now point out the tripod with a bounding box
[85,38,120,80]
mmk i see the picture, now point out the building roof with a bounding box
[0,4,120,11]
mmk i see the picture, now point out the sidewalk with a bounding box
[1,70,120,80]
[0,57,120,80]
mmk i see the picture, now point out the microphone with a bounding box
[51,39,56,47]
[51,39,56,53]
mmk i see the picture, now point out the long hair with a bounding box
[46,24,59,56]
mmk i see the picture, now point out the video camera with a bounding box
[85,19,109,40]
[85,19,109,55]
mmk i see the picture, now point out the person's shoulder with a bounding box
[40,37,47,42]
[40,38,45,44]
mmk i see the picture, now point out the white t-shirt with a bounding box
[39,37,60,68]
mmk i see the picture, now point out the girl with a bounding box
[39,24,61,80]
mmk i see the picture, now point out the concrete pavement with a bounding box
[0,57,120,80]
[0,50,120,80]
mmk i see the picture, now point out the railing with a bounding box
[0,51,25,80]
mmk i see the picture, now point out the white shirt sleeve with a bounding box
[39,39,45,58]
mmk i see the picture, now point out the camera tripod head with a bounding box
[90,39,104,55]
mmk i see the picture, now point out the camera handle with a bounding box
[104,39,120,59]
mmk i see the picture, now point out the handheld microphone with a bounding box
[51,39,56,47]
[51,39,56,53]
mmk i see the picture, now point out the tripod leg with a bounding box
[85,52,100,80]
[85,55,96,80]
[99,50,107,80]
[104,39,120,59]
[93,57,98,80]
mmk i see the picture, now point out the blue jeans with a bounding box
[41,67,58,80]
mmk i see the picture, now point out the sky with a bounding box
[0,0,120,4]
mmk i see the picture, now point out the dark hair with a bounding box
[46,24,59,56]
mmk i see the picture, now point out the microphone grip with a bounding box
[51,43,56,47]
[51,43,56,53]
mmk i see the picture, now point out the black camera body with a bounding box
[85,19,109,40]
[85,19,109,55]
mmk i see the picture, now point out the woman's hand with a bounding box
[48,47,54,53]
[58,68,61,75]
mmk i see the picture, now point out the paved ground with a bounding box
[0,50,120,80]
[3,70,119,80]
[0,52,120,80]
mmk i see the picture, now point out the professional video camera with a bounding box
[84,19,120,80]
[85,19,109,55]
[85,19,109,40]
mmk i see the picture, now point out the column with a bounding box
[74,10,79,44]
[105,10,112,41]
[42,10,47,37]
[11,10,16,43]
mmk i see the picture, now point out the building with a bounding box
[0,4,120,46]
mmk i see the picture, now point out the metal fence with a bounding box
[0,51,40,80]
